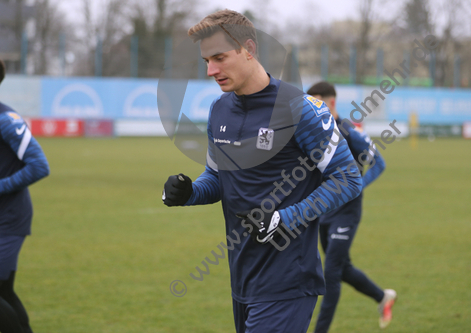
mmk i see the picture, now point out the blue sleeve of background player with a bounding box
[278,97,362,229]
[185,98,221,206]
[362,154,385,188]
[348,128,386,189]
[0,112,50,195]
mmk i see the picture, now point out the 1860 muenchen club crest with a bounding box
[256,128,274,150]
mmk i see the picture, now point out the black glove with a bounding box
[236,209,281,244]
[162,174,193,206]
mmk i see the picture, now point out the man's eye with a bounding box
[216,57,224,61]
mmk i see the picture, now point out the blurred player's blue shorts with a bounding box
[233,296,318,333]
[0,235,25,280]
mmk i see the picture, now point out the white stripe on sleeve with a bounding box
[17,128,32,160]
[317,122,340,173]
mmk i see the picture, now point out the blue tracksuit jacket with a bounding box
[185,75,362,303]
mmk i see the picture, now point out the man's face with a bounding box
[200,31,252,94]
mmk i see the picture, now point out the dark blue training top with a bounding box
[185,75,362,303]
[0,102,50,236]
[319,117,386,224]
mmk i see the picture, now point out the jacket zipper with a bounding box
[236,95,248,142]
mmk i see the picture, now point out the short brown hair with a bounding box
[0,59,5,85]
[188,9,257,52]
[307,81,337,98]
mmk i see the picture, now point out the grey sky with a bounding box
[199,0,359,25]
[54,0,470,37]
[54,0,373,27]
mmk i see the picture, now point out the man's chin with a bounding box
[219,85,234,92]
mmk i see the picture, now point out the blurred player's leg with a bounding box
[0,235,33,333]
[341,263,384,302]
[0,271,33,333]
[314,222,357,333]
[342,258,397,328]
[0,294,24,333]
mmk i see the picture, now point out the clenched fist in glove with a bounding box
[162,173,193,206]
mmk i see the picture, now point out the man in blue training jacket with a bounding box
[0,59,50,333]
[307,82,396,332]
[163,10,362,333]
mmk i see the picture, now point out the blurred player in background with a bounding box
[163,10,363,333]
[0,59,50,333]
[307,82,396,332]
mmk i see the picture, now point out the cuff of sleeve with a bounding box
[183,183,197,206]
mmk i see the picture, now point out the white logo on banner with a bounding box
[66,120,79,134]
[123,85,158,117]
[52,84,103,117]
[42,120,57,135]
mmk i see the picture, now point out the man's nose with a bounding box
[207,61,220,77]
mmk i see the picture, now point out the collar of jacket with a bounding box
[231,72,278,107]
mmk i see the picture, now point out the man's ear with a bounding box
[330,97,336,109]
[244,39,257,59]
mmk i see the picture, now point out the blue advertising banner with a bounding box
[41,77,222,121]
[330,85,471,124]
[39,77,471,124]
[0,75,41,117]
[387,87,471,123]
[41,77,160,119]
[180,81,224,121]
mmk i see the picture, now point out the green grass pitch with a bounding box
[17,137,471,332]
